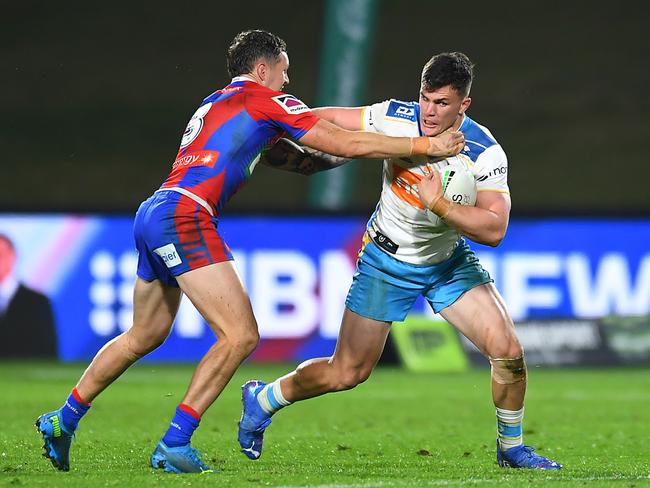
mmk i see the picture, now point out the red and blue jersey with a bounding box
[160,77,320,214]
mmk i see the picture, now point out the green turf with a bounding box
[1,362,649,487]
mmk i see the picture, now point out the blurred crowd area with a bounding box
[2,1,648,214]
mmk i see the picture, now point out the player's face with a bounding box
[266,51,290,91]
[419,85,471,136]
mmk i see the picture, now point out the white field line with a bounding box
[275,474,650,488]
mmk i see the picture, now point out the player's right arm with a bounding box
[298,118,463,159]
[261,137,351,175]
[312,107,366,131]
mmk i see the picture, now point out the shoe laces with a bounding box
[518,445,556,466]
[520,445,536,456]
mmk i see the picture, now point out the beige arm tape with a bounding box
[489,356,527,385]
[410,136,430,156]
[428,195,452,219]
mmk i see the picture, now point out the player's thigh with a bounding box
[440,282,521,358]
[175,260,258,340]
[346,240,424,323]
[330,308,391,373]
[130,276,183,341]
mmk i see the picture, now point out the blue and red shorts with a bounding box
[133,190,232,287]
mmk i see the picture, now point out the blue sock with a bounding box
[60,388,91,432]
[162,405,200,447]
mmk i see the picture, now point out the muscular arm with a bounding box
[299,118,463,159]
[264,106,463,173]
[260,107,365,174]
[312,107,365,131]
[442,191,511,247]
[260,138,351,175]
[418,171,510,246]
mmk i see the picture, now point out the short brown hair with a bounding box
[226,30,287,78]
[421,52,474,97]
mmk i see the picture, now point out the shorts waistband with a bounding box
[155,187,215,217]
[367,222,399,254]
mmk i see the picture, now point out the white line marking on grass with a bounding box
[275,475,650,488]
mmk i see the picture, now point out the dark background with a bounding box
[2,1,648,215]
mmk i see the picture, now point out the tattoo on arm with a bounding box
[262,138,351,175]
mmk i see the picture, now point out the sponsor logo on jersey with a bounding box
[386,101,417,122]
[172,150,219,169]
[220,86,243,94]
[476,166,507,182]
[153,243,182,268]
[271,94,311,114]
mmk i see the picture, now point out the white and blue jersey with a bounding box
[344,99,506,321]
[361,99,509,265]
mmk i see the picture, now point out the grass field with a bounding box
[1,362,649,487]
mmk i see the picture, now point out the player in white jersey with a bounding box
[359,99,508,265]
[238,52,561,469]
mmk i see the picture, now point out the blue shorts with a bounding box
[133,190,232,287]
[345,237,492,322]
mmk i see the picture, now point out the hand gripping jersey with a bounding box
[362,99,509,265]
[160,77,320,216]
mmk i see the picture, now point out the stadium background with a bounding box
[2,2,650,485]
[2,0,650,361]
[3,0,649,214]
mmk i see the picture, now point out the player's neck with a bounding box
[451,113,466,131]
[231,74,261,85]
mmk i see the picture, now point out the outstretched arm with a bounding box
[299,118,464,159]
[312,107,366,131]
[260,138,352,176]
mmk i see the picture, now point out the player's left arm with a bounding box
[260,137,352,175]
[446,190,511,246]
[418,169,510,246]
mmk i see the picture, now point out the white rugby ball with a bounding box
[426,157,476,226]
[440,162,476,206]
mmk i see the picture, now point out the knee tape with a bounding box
[489,356,527,385]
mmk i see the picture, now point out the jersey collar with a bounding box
[457,114,469,132]
[230,75,257,85]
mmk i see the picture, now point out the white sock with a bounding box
[257,381,291,414]
[496,407,524,450]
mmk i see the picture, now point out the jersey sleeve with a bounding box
[248,90,320,140]
[474,144,510,194]
[362,99,420,136]
[361,100,391,134]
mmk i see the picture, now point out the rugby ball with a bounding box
[440,162,476,206]
[426,157,476,225]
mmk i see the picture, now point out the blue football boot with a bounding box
[497,439,562,469]
[35,409,74,471]
[238,380,272,460]
[150,440,213,473]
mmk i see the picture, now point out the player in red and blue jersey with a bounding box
[135,75,325,282]
[35,30,464,474]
